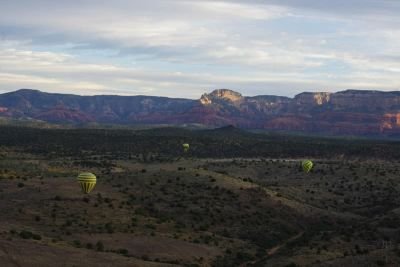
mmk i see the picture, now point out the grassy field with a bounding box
[1,126,400,266]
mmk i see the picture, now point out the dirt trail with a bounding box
[0,243,22,267]
[267,231,304,257]
[239,231,305,267]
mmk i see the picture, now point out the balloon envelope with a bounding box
[302,160,313,173]
[182,143,190,152]
[77,172,97,194]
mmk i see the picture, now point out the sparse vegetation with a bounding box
[1,126,400,266]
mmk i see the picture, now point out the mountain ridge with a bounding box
[1,88,400,136]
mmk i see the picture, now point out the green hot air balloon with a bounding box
[302,160,313,173]
[182,143,190,152]
[77,172,97,194]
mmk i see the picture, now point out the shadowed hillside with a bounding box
[0,125,399,159]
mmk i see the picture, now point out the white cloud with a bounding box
[0,0,399,97]
[0,73,60,85]
[189,1,287,20]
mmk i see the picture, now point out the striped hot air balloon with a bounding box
[77,172,97,194]
[302,160,313,173]
[182,143,190,152]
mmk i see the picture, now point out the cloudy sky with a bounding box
[0,0,399,98]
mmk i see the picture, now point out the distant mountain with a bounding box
[1,88,400,136]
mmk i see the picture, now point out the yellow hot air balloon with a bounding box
[302,160,313,173]
[77,172,97,194]
[182,143,190,152]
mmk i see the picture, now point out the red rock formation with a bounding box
[1,88,400,137]
[35,107,94,123]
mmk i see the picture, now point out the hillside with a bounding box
[1,126,400,266]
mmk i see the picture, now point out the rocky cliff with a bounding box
[1,88,400,136]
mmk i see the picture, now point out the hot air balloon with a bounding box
[182,143,190,152]
[302,160,313,173]
[77,172,97,194]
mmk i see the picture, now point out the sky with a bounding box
[0,0,399,98]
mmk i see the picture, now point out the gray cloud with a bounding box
[220,0,400,16]
[0,0,399,97]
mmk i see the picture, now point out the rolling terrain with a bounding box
[1,126,400,266]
